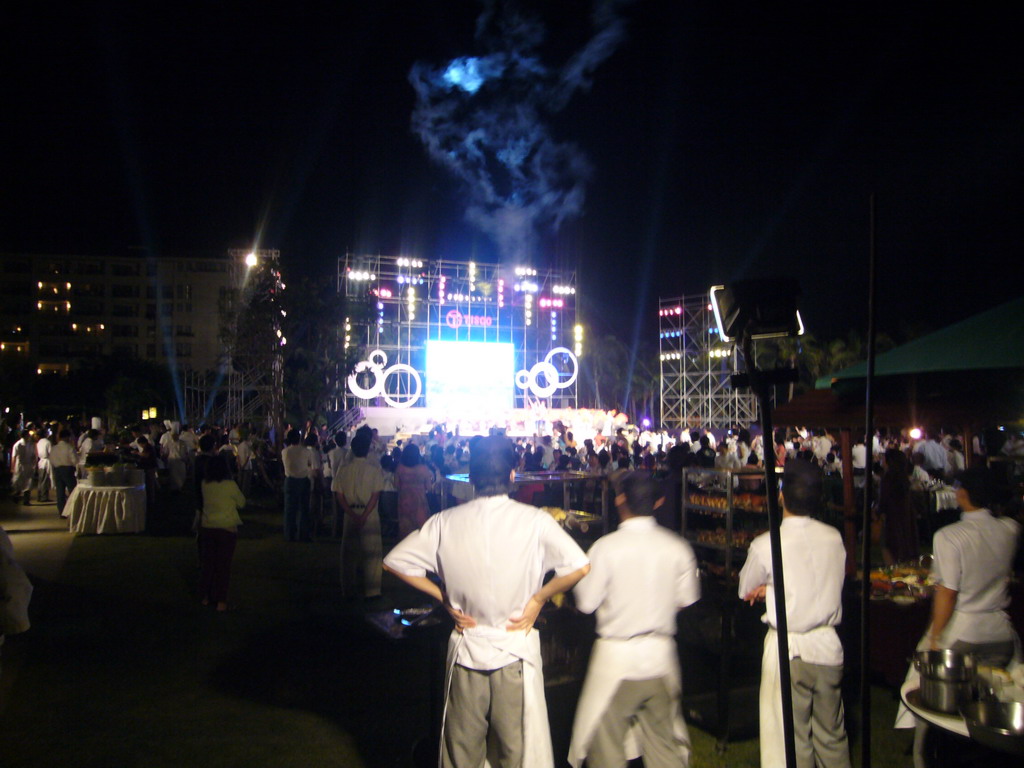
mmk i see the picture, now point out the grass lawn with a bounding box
[1,495,913,767]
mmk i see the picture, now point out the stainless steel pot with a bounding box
[913,649,976,681]
[914,650,976,712]
[920,676,974,713]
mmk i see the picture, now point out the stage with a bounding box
[353,405,629,443]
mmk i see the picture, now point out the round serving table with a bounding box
[900,679,970,737]
[63,483,147,534]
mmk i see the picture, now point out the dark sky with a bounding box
[4,1,1022,344]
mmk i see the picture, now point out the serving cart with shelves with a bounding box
[679,466,770,751]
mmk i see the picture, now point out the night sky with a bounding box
[4,1,1022,345]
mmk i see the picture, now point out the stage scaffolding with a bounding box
[338,254,578,411]
[658,294,758,431]
[174,249,284,432]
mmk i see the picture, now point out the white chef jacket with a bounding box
[574,516,700,643]
[569,516,699,768]
[384,494,590,670]
[895,509,1021,729]
[385,494,589,768]
[36,437,52,463]
[77,437,93,464]
[738,516,846,666]
[164,436,186,461]
[931,508,1019,644]
[11,438,36,470]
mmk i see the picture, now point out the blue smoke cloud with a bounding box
[410,0,630,263]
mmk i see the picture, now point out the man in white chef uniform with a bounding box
[568,472,700,768]
[738,459,851,768]
[895,465,1020,766]
[384,435,591,768]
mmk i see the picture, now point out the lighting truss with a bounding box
[658,294,758,431]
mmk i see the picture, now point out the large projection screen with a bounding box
[426,340,513,412]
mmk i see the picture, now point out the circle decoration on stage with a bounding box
[347,349,422,408]
[516,347,579,398]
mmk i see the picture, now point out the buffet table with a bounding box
[870,596,931,687]
[63,484,147,534]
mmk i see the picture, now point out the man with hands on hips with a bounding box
[384,435,590,768]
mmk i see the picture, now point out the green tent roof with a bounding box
[816,295,1024,388]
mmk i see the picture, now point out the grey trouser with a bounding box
[588,677,680,768]
[790,659,851,768]
[37,459,52,500]
[340,509,381,598]
[444,661,524,768]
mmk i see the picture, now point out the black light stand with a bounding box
[733,347,800,768]
[859,194,878,768]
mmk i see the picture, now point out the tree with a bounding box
[579,334,629,411]
[280,273,370,426]
[220,258,286,441]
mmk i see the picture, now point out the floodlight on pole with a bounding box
[245,252,258,268]
[710,282,804,343]
[710,278,804,768]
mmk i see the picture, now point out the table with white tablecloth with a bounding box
[62,484,147,534]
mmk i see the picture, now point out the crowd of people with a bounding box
[2,412,1022,767]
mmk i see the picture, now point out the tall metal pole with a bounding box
[859,194,878,768]
[743,336,797,768]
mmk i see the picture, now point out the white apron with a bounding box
[759,629,787,768]
[443,626,553,768]
[567,635,690,768]
[894,608,1020,728]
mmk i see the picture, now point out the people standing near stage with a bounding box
[9,431,36,505]
[197,454,245,612]
[50,429,78,516]
[738,459,851,768]
[304,431,326,536]
[384,435,590,768]
[695,436,716,468]
[281,429,313,542]
[326,432,349,479]
[569,472,700,768]
[538,434,555,469]
[333,427,385,600]
[395,444,433,538]
[235,431,254,497]
[35,427,53,503]
[131,435,158,515]
[163,428,188,491]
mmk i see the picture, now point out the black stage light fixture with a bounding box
[710,279,804,343]
[708,277,804,768]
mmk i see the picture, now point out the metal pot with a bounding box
[913,650,976,712]
[920,675,974,713]
[913,649,976,681]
